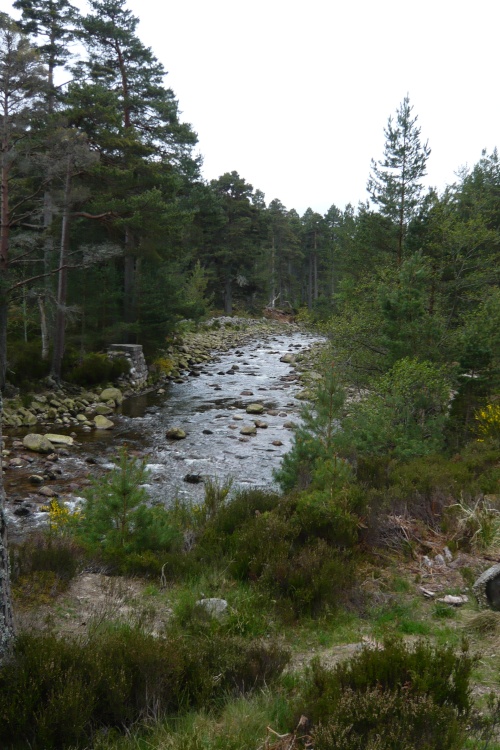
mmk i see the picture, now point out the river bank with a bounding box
[1,318,326,538]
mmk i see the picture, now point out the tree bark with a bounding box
[224,276,232,315]
[51,157,72,380]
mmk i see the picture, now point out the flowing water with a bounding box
[4,327,323,533]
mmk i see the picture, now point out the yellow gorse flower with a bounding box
[48,499,82,534]
[475,403,500,441]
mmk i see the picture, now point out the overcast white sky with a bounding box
[5,0,500,215]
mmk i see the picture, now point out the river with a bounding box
[4,326,322,534]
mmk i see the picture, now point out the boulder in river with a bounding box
[94,415,114,430]
[184,473,203,484]
[94,404,114,416]
[166,427,186,440]
[44,433,74,446]
[23,433,54,453]
[240,425,257,435]
[99,387,123,405]
[246,403,264,415]
[38,486,58,498]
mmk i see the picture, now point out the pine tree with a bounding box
[0,13,46,389]
[13,0,79,111]
[367,95,430,266]
[75,0,198,336]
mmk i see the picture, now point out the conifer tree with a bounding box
[367,95,430,266]
[75,0,198,336]
[0,13,46,389]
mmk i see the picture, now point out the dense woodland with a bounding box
[1,2,500,748]
[0,0,498,395]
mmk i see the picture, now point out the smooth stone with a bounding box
[94,404,114,416]
[23,434,54,454]
[38,486,58,498]
[272,440,283,446]
[166,427,186,440]
[240,425,257,435]
[94,415,114,430]
[29,475,44,485]
[44,433,74,446]
[22,413,38,426]
[246,403,264,415]
[99,387,123,405]
[254,420,268,429]
[196,598,228,619]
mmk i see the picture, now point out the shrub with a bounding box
[65,352,129,386]
[11,532,83,605]
[293,485,364,548]
[475,402,500,442]
[301,638,474,727]
[197,488,280,559]
[230,509,357,616]
[7,340,51,386]
[312,689,465,750]
[0,628,289,749]
[261,539,356,616]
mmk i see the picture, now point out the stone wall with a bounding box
[107,344,148,389]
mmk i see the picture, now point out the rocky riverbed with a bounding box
[1,319,325,539]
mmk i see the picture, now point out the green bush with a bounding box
[301,638,474,727]
[197,488,280,559]
[0,628,289,749]
[65,352,129,386]
[7,340,51,386]
[230,508,357,616]
[11,533,83,604]
[293,485,364,548]
[261,539,356,616]
[312,689,465,750]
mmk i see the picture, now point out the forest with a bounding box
[1,1,500,749]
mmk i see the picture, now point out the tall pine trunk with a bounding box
[51,157,71,380]
[224,276,232,315]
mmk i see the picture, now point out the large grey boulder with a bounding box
[99,387,123,405]
[23,433,54,453]
[94,415,114,430]
[94,404,114,415]
[473,564,500,610]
